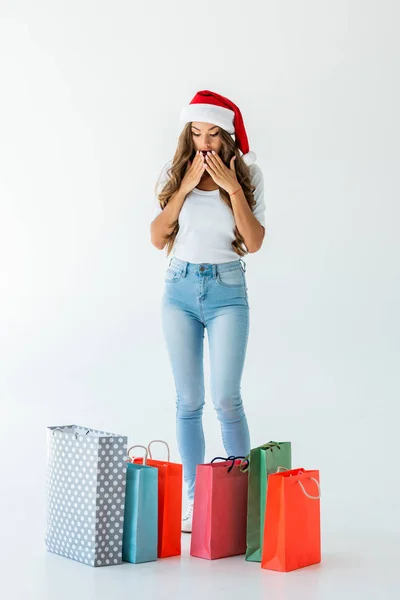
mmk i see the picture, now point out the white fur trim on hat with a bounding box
[180,103,235,134]
[242,151,257,166]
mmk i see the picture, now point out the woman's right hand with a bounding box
[181,151,206,195]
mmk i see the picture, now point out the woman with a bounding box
[150,90,266,533]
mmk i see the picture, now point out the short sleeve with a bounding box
[249,163,266,227]
[152,160,173,219]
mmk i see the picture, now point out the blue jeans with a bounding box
[161,257,251,501]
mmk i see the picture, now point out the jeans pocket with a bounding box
[216,268,245,288]
[165,267,183,283]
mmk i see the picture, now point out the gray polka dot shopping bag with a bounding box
[45,425,128,567]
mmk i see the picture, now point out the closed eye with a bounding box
[192,132,219,137]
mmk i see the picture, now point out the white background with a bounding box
[0,1,399,598]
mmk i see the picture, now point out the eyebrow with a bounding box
[191,125,219,131]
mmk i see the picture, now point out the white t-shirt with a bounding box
[152,159,266,264]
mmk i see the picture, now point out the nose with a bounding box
[199,137,212,150]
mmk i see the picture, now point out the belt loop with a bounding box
[239,258,246,272]
[213,264,217,278]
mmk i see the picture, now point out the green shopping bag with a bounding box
[244,441,292,562]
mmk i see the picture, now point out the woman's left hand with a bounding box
[204,151,240,195]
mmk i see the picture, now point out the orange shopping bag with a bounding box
[130,440,182,558]
[261,468,321,572]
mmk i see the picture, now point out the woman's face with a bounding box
[191,121,223,158]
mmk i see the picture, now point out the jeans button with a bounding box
[199,267,205,272]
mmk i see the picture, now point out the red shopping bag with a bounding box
[131,440,182,558]
[261,468,321,572]
[190,456,249,560]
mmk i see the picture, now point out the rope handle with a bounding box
[298,476,321,499]
[274,467,320,499]
[260,441,281,451]
[210,455,248,474]
[147,440,170,462]
[127,445,148,465]
[239,441,283,472]
[52,427,91,440]
[239,458,250,472]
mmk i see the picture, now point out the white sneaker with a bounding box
[181,501,194,533]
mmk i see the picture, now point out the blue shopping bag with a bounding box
[122,445,158,564]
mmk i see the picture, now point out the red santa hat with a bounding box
[180,89,257,166]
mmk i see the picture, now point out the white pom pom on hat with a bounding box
[180,90,257,166]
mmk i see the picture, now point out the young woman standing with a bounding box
[150,90,266,532]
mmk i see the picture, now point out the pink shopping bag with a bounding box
[190,456,249,560]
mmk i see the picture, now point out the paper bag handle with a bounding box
[127,445,148,465]
[298,477,321,500]
[147,440,170,462]
[52,426,90,440]
[211,455,248,474]
[239,441,283,473]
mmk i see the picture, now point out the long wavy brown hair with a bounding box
[155,123,256,256]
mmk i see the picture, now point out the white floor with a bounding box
[1,432,398,600]
[2,521,400,600]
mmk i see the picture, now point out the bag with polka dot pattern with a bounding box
[45,425,128,567]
